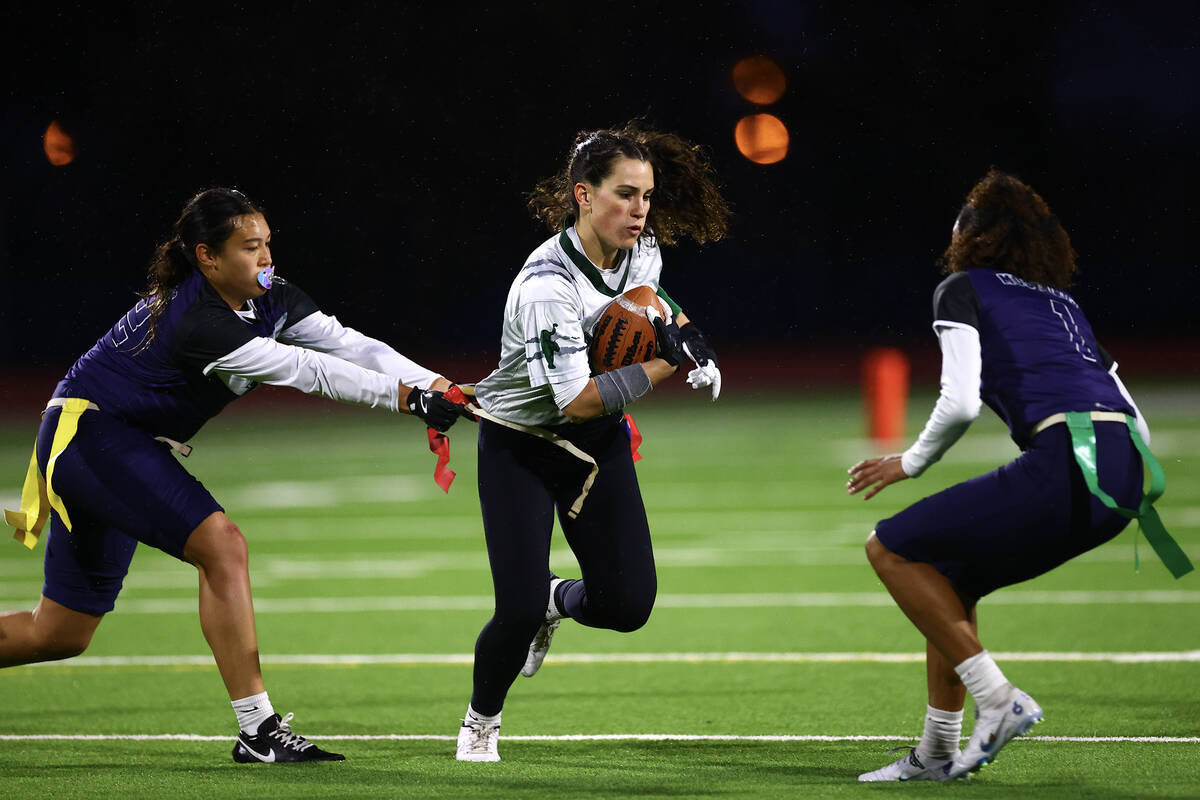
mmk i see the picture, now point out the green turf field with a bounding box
[1,388,1197,799]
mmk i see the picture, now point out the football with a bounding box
[588,285,667,374]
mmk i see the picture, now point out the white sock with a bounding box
[548,577,565,621]
[232,691,275,735]
[954,650,1010,710]
[916,705,963,760]
[466,704,501,726]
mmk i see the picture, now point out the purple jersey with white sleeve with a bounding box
[934,269,1133,449]
[52,269,319,442]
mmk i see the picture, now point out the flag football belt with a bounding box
[1032,410,1192,579]
[4,398,193,550]
[465,404,599,520]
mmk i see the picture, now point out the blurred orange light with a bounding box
[732,56,786,105]
[734,114,789,165]
[44,120,76,166]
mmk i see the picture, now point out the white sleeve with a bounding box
[901,323,983,477]
[279,311,443,390]
[204,337,401,411]
[1108,360,1151,445]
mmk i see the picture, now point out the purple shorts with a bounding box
[875,422,1142,599]
[35,406,222,615]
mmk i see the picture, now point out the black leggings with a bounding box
[470,414,657,715]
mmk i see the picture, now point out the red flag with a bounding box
[427,428,455,493]
[624,413,643,462]
[425,384,478,492]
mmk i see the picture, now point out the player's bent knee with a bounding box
[608,591,656,633]
[184,513,249,572]
[865,530,889,565]
[610,609,652,633]
[866,532,909,578]
[43,631,92,660]
[33,612,98,661]
[27,597,103,661]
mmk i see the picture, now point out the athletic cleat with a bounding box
[946,686,1043,779]
[521,618,560,677]
[857,746,957,782]
[232,712,344,763]
[521,576,564,678]
[456,717,501,762]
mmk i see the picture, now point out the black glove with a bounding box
[679,322,718,367]
[651,316,686,367]
[407,387,463,432]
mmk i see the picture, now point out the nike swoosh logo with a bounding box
[239,741,276,762]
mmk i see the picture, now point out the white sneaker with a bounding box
[946,686,1043,779]
[456,716,500,762]
[858,747,956,782]
[521,577,564,678]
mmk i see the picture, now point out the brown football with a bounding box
[588,285,667,374]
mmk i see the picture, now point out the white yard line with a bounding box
[5,528,1197,580]
[0,733,1195,743]
[1,588,1199,611]
[18,650,1200,668]
[69,589,1200,613]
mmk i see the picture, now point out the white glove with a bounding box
[683,342,722,401]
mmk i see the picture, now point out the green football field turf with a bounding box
[0,387,1197,799]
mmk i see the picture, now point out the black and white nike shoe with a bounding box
[232,712,345,763]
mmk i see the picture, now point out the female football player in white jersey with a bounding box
[1,188,469,763]
[455,123,730,761]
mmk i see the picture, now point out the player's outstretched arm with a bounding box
[846,454,909,500]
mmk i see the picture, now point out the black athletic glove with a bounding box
[679,322,718,367]
[406,387,463,432]
[651,316,686,367]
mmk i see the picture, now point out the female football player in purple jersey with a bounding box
[847,169,1175,781]
[1,188,468,763]
[454,123,730,762]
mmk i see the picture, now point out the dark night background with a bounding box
[2,1,1197,387]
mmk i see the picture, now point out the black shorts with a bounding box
[875,422,1142,599]
[37,406,222,615]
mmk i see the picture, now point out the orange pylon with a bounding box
[863,347,909,445]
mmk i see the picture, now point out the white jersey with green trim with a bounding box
[475,225,667,426]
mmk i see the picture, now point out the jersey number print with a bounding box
[1050,299,1098,363]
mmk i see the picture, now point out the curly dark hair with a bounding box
[939,168,1077,289]
[527,121,730,247]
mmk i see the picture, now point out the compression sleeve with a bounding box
[901,323,983,477]
[594,363,653,413]
[280,311,442,390]
[204,337,401,411]
[1108,361,1151,445]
